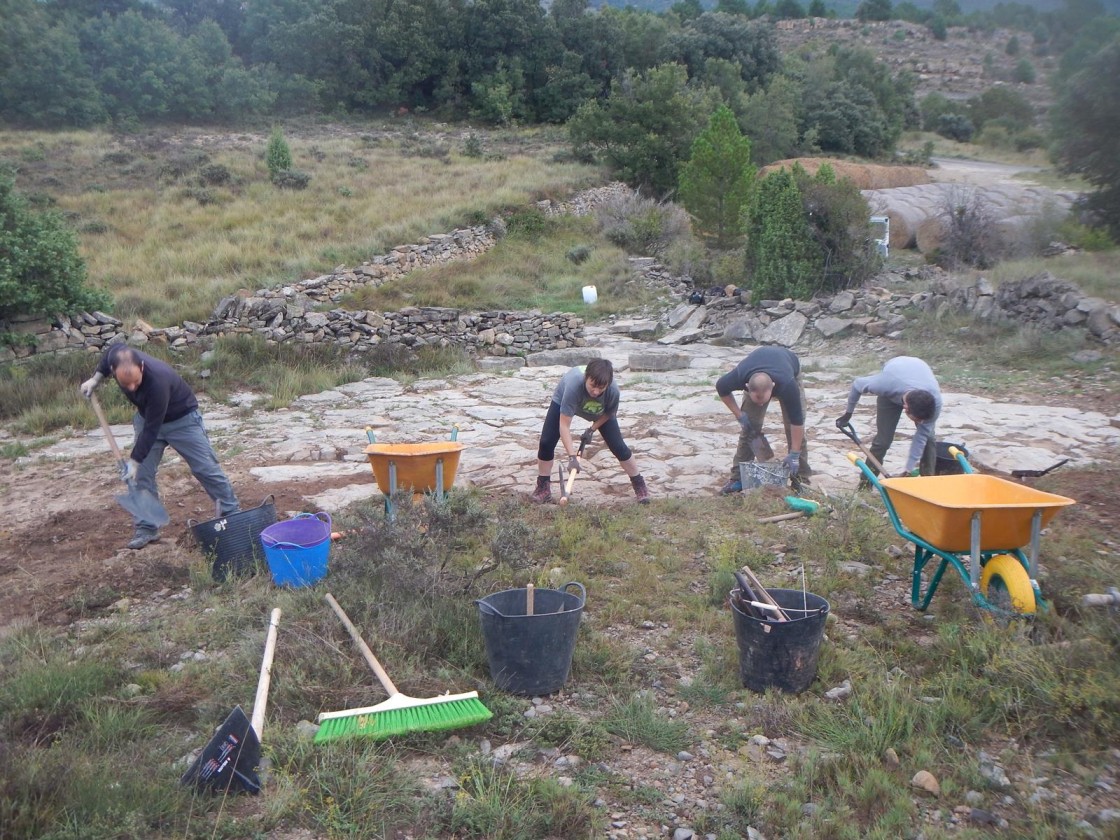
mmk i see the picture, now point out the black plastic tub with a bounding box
[476,583,585,696]
[730,587,829,694]
[189,496,276,582]
[935,441,969,475]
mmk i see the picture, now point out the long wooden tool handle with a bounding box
[758,512,808,524]
[251,607,282,740]
[526,583,534,616]
[741,564,790,622]
[89,394,125,464]
[564,466,579,497]
[325,593,399,698]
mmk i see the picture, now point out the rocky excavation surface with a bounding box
[3,324,1119,839]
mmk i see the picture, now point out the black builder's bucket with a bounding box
[476,582,585,696]
[189,496,276,582]
[730,587,829,694]
[934,441,969,475]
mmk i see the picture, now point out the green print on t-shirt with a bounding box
[581,398,604,416]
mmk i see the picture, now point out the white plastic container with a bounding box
[582,285,598,304]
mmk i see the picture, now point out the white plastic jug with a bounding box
[582,285,598,304]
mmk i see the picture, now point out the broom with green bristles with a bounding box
[315,593,492,744]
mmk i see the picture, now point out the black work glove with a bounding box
[580,428,594,448]
[737,413,754,436]
[567,455,580,474]
[835,412,853,430]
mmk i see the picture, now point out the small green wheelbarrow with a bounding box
[849,447,1075,617]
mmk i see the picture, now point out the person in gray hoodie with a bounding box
[836,356,942,477]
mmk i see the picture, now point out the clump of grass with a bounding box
[0,124,600,326]
[602,692,690,754]
[902,308,1093,390]
[450,752,600,839]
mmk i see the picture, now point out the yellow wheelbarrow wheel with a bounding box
[980,554,1037,615]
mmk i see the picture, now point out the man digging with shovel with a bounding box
[81,344,239,549]
[717,347,813,495]
[835,355,941,484]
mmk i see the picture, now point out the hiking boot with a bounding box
[127,530,160,550]
[720,479,743,495]
[531,476,552,504]
[631,474,650,504]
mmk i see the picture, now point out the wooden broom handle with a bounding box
[251,607,282,739]
[325,593,399,697]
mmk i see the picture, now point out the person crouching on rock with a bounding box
[80,343,240,549]
[716,346,813,494]
[531,359,650,504]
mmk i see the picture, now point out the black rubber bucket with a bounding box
[935,441,969,475]
[189,496,276,583]
[730,587,829,694]
[476,582,585,696]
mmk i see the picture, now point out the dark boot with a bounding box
[631,474,650,504]
[531,475,552,504]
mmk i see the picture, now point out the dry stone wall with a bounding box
[0,225,585,362]
[3,185,1115,365]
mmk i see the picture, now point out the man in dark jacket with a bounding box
[81,344,239,549]
[715,346,813,494]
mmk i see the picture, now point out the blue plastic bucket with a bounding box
[260,512,332,587]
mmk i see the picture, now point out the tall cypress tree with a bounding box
[678,105,755,249]
[746,168,820,302]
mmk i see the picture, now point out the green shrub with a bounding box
[565,245,592,264]
[504,208,549,239]
[271,169,311,190]
[745,167,820,301]
[0,175,110,326]
[1012,58,1037,84]
[937,113,975,142]
[462,133,484,158]
[595,192,692,257]
[265,128,292,180]
[1013,127,1046,151]
[198,163,231,186]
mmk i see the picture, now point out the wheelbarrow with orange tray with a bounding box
[849,446,1074,617]
[363,426,464,520]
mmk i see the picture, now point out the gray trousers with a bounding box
[728,379,813,481]
[869,395,936,476]
[132,410,239,532]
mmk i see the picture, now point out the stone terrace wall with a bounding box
[4,182,1117,362]
[0,224,585,361]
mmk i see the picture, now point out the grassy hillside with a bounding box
[0,122,605,327]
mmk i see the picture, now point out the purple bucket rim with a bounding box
[260,512,332,548]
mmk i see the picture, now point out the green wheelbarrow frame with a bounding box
[848,447,1074,618]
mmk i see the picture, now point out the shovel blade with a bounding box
[748,434,772,462]
[180,705,262,795]
[114,485,170,528]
